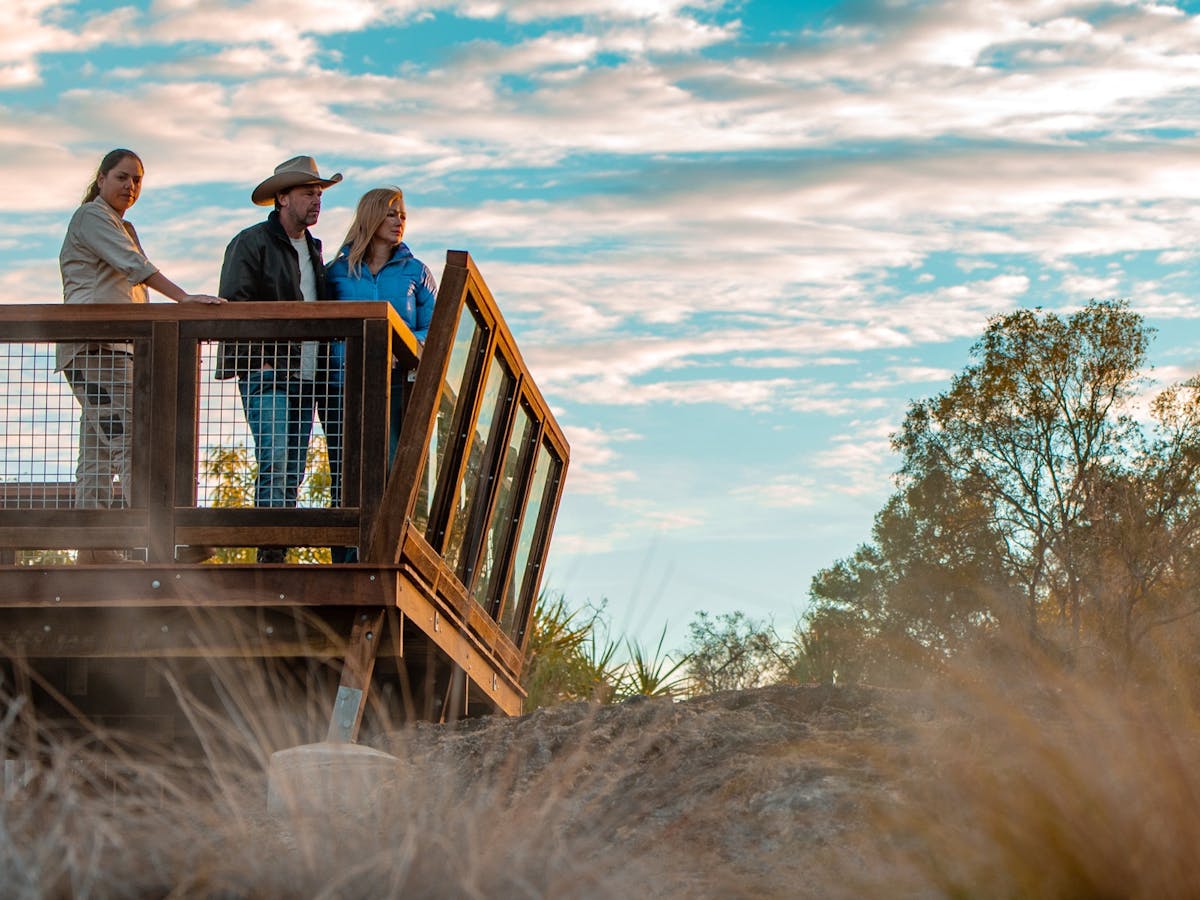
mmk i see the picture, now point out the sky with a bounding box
[4,0,1200,651]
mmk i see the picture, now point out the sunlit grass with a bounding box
[4,630,1200,897]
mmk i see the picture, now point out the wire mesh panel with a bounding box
[0,340,135,509]
[195,340,253,509]
[0,303,417,571]
[194,339,339,511]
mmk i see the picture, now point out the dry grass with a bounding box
[860,654,1200,899]
[4,648,1200,898]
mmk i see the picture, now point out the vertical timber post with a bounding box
[326,608,387,742]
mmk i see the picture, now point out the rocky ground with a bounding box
[374,683,910,897]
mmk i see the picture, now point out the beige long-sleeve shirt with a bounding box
[56,196,159,370]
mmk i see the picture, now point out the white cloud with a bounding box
[1158,249,1198,265]
[558,423,640,497]
[0,1,137,85]
[1060,272,1124,299]
[849,365,956,392]
[5,7,1200,418]
[809,417,898,496]
[0,260,61,302]
[731,474,819,509]
[471,0,719,23]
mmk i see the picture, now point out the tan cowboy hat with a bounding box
[251,155,343,206]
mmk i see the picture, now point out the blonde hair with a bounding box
[82,149,142,204]
[341,187,404,278]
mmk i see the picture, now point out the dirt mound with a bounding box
[373,684,912,897]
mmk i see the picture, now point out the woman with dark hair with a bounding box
[58,148,224,563]
[324,187,437,561]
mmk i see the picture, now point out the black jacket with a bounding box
[215,211,331,379]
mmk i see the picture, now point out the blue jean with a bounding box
[237,369,317,509]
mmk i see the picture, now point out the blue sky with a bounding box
[4,0,1200,650]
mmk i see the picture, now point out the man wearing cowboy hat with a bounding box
[215,155,342,562]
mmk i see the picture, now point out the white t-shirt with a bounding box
[291,236,319,381]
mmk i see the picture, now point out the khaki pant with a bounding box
[64,350,134,509]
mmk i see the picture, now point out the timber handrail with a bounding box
[0,301,417,562]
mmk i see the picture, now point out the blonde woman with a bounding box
[324,188,437,561]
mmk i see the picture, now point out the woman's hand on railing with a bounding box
[181,294,227,304]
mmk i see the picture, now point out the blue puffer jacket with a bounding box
[326,241,437,343]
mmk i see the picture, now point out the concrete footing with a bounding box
[267,742,402,819]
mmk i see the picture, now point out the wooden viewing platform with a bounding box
[0,251,568,745]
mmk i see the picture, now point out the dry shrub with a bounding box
[0,657,685,899]
[6,632,1200,898]
[856,638,1200,899]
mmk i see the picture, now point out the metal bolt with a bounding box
[43,625,50,632]
[365,631,374,641]
[161,625,168,633]
[151,580,161,589]
[265,626,274,635]
[278,593,285,600]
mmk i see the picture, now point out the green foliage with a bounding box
[203,443,257,511]
[201,437,332,564]
[787,608,861,685]
[15,550,74,566]
[523,304,1200,699]
[895,301,1147,638]
[809,300,1200,683]
[684,610,794,694]
[521,596,692,709]
[618,625,689,699]
[520,594,620,710]
[202,443,257,564]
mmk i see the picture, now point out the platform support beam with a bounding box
[326,607,387,743]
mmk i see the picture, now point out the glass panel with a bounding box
[500,442,558,637]
[444,354,513,575]
[476,404,535,610]
[412,307,480,535]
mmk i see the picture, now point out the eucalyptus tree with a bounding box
[811,301,1200,679]
[894,301,1149,645]
[1074,376,1200,670]
[684,610,793,694]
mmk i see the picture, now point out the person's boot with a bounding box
[175,545,216,564]
[76,549,142,565]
